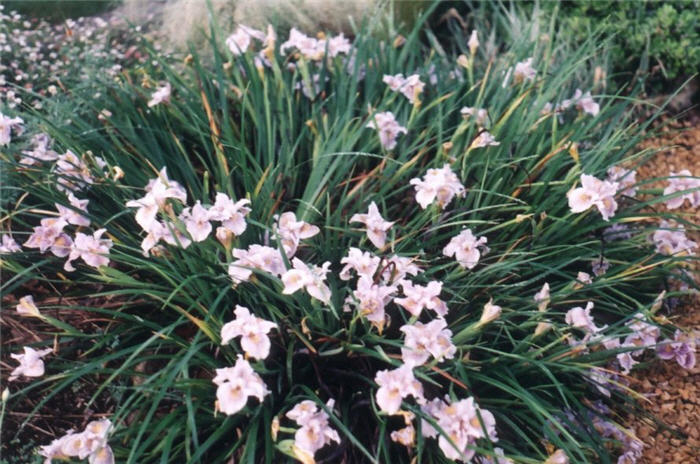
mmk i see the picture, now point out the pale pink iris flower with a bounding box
[126,167,187,232]
[421,396,498,462]
[64,228,112,272]
[273,211,320,257]
[179,201,212,242]
[351,275,397,329]
[56,192,90,227]
[281,257,332,304]
[339,247,381,280]
[657,330,696,370]
[565,302,606,333]
[394,280,448,317]
[443,228,489,269]
[470,131,500,149]
[606,166,637,197]
[460,107,488,127]
[567,174,619,221]
[147,82,171,107]
[0,112,24,146]
[409,164,465,209]
[652,221,697,256]
[0,234,22,253]
[374,364,424,415]
[382,73,425,103]
[513,57,536,83]
[350,201,394,248]
[9,346,52,381]
[226,25,265,55]
[19,133,58,165]
[228,245,283,283]
[286,399,341,460]
[663,170,700,209]
[400,318,456,366]
[366,111,407,150]
[16,295,42,317]
[220,305,277,360]
[213,355,269,415]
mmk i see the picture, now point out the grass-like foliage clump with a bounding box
[1,5,698,464]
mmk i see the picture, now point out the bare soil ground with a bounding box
[628,118,700,463]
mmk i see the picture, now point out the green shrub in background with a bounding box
[542,0,700,93]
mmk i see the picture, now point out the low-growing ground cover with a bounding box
[1,3,698,464]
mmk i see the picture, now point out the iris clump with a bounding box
[1,4,698,464]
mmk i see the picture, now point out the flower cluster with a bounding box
[15,141,114,271]
[409,163,465,209]
[422,396,499,462]
[126,168,253,256]
[39,419,115,464]
[567,173,620,221]
[213,355,269,415]
[652,221,697,256]
[285,400,341,462]
[0,7,146,108]
[382,73,425,104]
[460,106,489,127]
[366,111,407,150]
[280,28,351,60]
[543,88,601,119]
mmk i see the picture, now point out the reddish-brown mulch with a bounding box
[627,118,700,463]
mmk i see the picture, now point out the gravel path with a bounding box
[628,120,699,463]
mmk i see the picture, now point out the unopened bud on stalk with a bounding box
[457,54,469,69]
[544,449,569,464]
[468,30,479,56]
[534,321,552,337]
[216,227,234,250]
[112,166,125,181]
[650,290,666,313]
[478,299,502,326]
[1,388,9,402]
[271,416,280,441]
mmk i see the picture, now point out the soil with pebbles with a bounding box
[627,118,699,464]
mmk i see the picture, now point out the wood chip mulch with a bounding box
[626,117,700,464]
